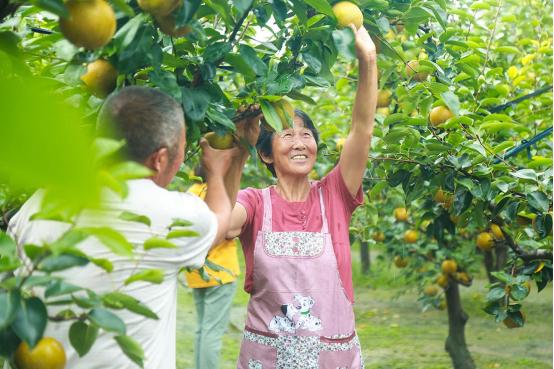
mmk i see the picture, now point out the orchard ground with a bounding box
[177,243,553,369]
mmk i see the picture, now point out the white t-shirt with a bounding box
[7,179,217,369]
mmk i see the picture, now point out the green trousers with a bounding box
[192,281,237,369]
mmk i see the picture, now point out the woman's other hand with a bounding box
[235,105,262,150]
[350,25,377,63]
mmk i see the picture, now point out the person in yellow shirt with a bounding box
[185,167,240,369]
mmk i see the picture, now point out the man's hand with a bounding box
[350,25,377,63]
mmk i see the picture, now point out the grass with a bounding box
[177,244,553,369]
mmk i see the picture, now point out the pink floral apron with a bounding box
[237,187,364,369]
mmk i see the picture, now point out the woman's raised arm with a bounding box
[338,25,378,197]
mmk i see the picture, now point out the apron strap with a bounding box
[261,187,272,232]
[318,187,329,233]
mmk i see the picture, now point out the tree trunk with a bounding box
[360,241,370,275]
[494,242,508,271]
[483,250,494,284]
[444,281,476,369]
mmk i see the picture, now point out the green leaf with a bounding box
[495,46,520,54]
[124,269,164,285]
[88,308,126,335]
[148,70,181,101]
[49,229,89,255]
[110,0,134,15]
[266,73,302,95]
[527,191,550,212]
[440,91,460,116]
[453,188,473,215]
[480,122,529,134]
[0,290,20,329]
[206,106,236,130]
[69,321,99,357]
[90,258,114,273]
[383,127,420,145]
[44,279,82,299]
[0,232,19,270]
[0,256,20,273]
[490,271,513,284]
[12,297,47,348]
[203,42,232,63]
[204,259,235,277]
[21,276,53,288]
[534,213,553,239]
[80,227,133,257]
[119,211,151,227]
[113,14,145,50]
[287,91,317,105]
[239,45,268,76]
[38,253,89,272]
[509,284,529,301]
[303,74,331,87]
[332,29,356,60]
[492,140,516,154]
[383,113,408,126]
[143,237,178,250]
[182,87,211,122]
[169,219,194,228]
[260,99,283,132]
[224,53,256,80]
[304,0,334,17]
[31,0,68,17]
[403,7,432,34]
[387,169,411,188]
[174,0,201,26]
[427,81,450,95]
[0,78,98,208]
[102,292,158,320]
[511,169,538,182]
[73,292,101,309]
[486,287,506,301]
[166,229,200,239]
[301,52,322,74]
[0,232,17,256]
[115,335,145,368]
[234,0,253,14]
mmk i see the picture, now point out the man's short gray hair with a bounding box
[97,86,185,163]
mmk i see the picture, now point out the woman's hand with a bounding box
[350,25,377,63]
[235,104,262,149]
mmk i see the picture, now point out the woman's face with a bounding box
[266,116,318,179]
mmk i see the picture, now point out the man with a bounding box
[7,86,241,369]
[185,165,241,369]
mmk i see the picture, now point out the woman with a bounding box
[228,25,377,368]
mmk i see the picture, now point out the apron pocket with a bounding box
[238,329,277,369]
[318,334,363,369]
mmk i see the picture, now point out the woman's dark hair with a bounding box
[256,109,319,177]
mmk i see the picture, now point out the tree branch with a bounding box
[503,230,553,262]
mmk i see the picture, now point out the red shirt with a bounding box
[237,166,363,303]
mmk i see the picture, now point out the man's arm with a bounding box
[200,140,239,246]
[338,25,378,197]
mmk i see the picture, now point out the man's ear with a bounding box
[145,147,170,174]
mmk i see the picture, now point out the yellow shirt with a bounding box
[184,183,240,288]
